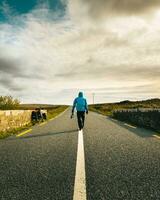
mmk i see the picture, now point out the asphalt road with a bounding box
[0,109,160,200]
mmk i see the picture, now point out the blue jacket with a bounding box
[72,92,88,112]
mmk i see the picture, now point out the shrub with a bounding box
[0,96,20,110]
[113,110,160,131]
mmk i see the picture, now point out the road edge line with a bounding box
[16,129,32,137]
[124,123,137,129]
[153,135,160,140]
[49,107,70,121]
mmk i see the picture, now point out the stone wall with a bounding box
[113,110,160,131]
[0,110,32,132]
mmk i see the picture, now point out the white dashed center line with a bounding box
[124,123,137,129]
[153,135,160,140]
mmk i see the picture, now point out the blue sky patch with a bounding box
[0,0,66,22]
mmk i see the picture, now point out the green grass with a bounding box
[89,98,160,117]
[0,123,32,139]
[47,106,69,120]
[89,105,113,116]
[89,99,160,132]
[0,105,69,139]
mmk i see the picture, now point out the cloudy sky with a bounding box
[0,0,160,105]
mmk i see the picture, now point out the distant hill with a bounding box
[19,104,66,110]
[116,98,160,107]
[89,98,160,116]
[117,98,160,104]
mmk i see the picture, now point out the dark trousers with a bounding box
[77,111,85,129]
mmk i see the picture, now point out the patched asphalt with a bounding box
[0,109,160,200]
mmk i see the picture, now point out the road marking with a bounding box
[124,123,137,129]
[39,121,47,126]
[112,119,118,122]
[49,107,69,121]
[16,129,32,137]
[153,135,160,139]
[73,130,87,200]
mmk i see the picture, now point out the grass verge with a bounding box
[89,105,113,116]
[89,105,160,133]
[0,106,69,139]
[47,106,68,120]
[0,123,32,139]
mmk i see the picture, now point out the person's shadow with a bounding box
[5,129,78,141]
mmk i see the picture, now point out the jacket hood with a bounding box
[78,92,83,97]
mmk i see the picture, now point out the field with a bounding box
[19,104,67,110]
[89,98,160,116]
[89,98,160,132]
[19,104,69,120]
[0,105,69,139]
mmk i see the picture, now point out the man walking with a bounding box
[71,92,88,130]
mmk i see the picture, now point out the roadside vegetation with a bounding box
[113,110,160,132]
[47,106,68,120]
[0,96,69,139]
[0,96,20,110]
[0,105,68,139]
[0,123,32,139]
[89,98,160,132]
[89,98,160,116]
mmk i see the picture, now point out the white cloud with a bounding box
[0,1,160,104]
